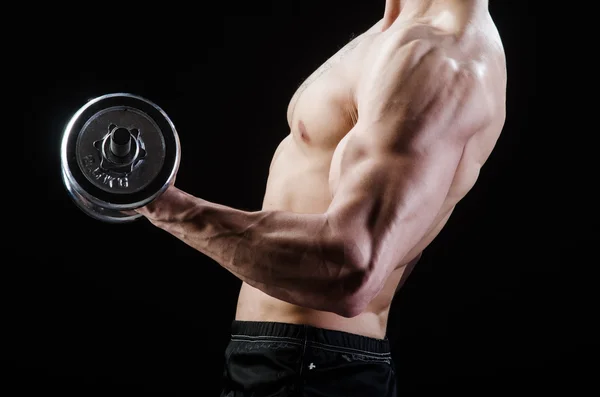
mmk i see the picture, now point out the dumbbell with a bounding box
[60,93,181,223]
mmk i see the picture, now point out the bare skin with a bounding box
[138,0,506,339]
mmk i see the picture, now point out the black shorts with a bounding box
[220,321,397,397]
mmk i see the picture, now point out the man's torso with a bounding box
[236,2,506,339]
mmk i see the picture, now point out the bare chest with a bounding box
[286,35,369,151]
[262,35,373,212]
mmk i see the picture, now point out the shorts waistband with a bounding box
[230,320,390,355]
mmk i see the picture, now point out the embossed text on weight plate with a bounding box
[82,154,129,189]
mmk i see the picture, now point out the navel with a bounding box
[298,120,310,143]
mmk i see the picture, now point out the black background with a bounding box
[10,1,594,396]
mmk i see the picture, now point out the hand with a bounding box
[135,185,199,225]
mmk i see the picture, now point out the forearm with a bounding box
[143,188,363,315]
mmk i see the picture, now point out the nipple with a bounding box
[298,120,310,143]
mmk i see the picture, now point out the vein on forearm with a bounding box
[154,200,358,310]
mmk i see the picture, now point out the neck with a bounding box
[383,0,488,32]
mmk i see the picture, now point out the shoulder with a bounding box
[357,26,501,151]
